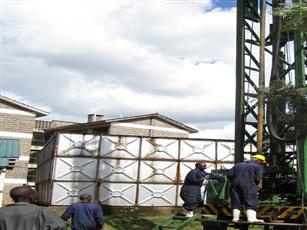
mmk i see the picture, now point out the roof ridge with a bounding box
[0,95,48,117]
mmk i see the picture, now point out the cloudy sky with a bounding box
[1,0,237,139]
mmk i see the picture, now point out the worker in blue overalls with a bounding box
[228,154,266,223]
[180,161,224,217]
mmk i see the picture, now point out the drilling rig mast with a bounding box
[235,0,307,200]
[202,0,307,227]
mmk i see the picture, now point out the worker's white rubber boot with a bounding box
[232,209,241,222]
[185,211,194,217]
[246,209,264,223]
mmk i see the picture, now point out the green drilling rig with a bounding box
[154,1,306,229]
[235,0,307,208]
[203,0,307,227]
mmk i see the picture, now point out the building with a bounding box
[46,113,198,138]
[0,95,48,205]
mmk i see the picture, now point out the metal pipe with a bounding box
[257,0,266,153]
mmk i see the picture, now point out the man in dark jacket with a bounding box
[0,186,67,230]
[228,154,266,223]
[62,194,104,230]
[180,161,224,217]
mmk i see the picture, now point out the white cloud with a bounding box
[2,0,237,139]
[190,122,235,139]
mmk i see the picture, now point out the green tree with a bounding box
[274,2,307,32]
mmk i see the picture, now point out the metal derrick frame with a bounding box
[236,0,275,162]
[235,0,307,197]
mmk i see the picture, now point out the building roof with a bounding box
[46,113,198,134]
[0,95,48,117]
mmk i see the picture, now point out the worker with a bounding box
[0,186,67,230]
[180,161,225,217]
[228,154,266,223]
[62,194,104,230]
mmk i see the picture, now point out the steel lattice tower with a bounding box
[235,0,307,197]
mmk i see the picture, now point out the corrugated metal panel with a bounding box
[52,181,95,205]
[37,183,43,201]
[100,136,140,158]
[57,134,99,156]
[36,160,53,183]
[37,182,52,204]
[138,184,177,206]
[99,159,138,182]
[99,183,136,206]
[38,135,56,165]
[180,140,215,160]
[139,161,177,183]
[54,158,97,181]
[141,138,178,159]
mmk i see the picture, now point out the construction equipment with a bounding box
[154,0,306,229]
[203,0,307,228]
[235,0,307,200]
[235,0,307,209]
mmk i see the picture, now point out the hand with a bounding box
[203,175,210,180]
[257,179,263,190]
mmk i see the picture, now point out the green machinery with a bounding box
[154,0,307,229]
[235,0,307,206]
[203,0,307,225]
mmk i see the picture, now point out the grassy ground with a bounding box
[64,214,264,229]
[102,214,263,230]
[104,214,203,230]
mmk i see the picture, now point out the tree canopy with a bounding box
[274,2,307,32]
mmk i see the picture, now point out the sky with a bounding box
[1,0,237,139]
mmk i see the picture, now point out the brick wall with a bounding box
[0,101,37,204]
[0,114,35,133]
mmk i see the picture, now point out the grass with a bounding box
[101,214,263,230]
[54,207,264,229]
[65,214,264,230]
[103,214,202,230]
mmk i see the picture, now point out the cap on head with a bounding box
[252,154,266,163]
